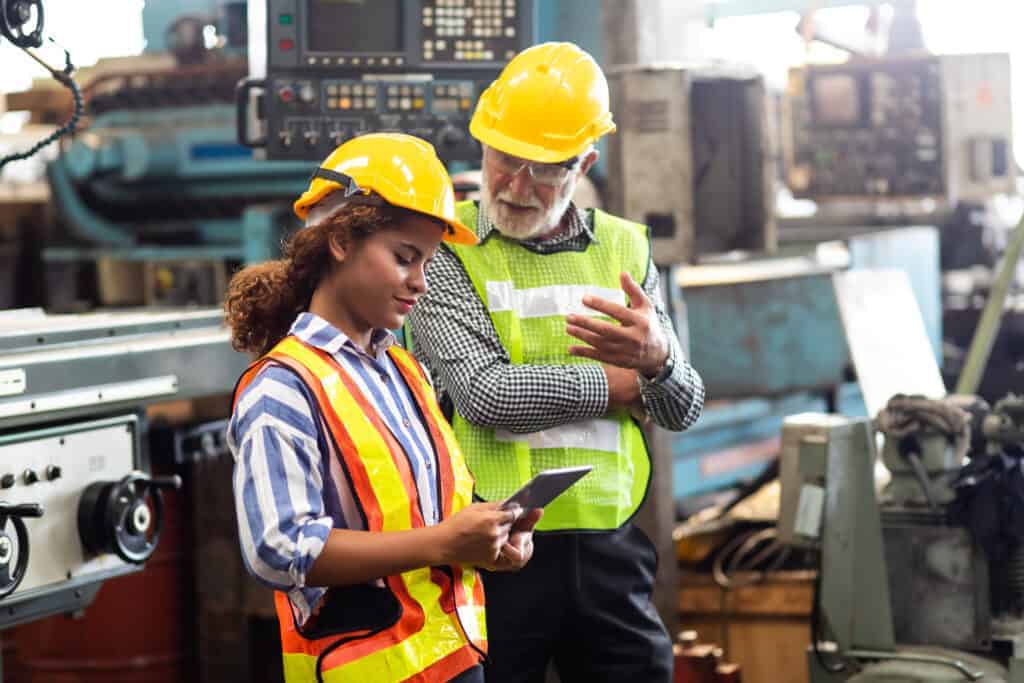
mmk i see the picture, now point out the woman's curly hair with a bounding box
[224,203,403,356]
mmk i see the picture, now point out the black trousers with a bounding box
[480,523,673,683]
[451,665,485,682]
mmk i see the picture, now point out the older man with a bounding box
[408,42,704,682]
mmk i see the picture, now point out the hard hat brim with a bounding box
[434,214,478,245]
[295,186,478,245]
[470,115,615,165]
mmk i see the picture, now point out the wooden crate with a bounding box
[679,571,815,683]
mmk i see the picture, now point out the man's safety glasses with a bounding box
[484,147,582,186]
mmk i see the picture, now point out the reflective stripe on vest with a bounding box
[444,201,652,532]
[233,336,485,682]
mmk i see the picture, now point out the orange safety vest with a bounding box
[233,336,487,682]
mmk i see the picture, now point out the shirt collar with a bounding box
[289,312,395,359]
[474,201,598,246]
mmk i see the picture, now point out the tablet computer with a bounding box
[500,466,593,511]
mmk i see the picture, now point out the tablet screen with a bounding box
[501,466,593,511]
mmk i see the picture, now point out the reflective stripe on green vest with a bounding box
[446,201,652,531]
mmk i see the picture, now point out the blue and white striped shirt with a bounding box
[227,312,442,625]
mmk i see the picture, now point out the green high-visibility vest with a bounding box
[445,201,652,531]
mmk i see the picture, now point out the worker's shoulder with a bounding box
[234,362,318,423]
[590,207,648,236]
[589,208,650,254]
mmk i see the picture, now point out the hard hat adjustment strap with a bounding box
[311,168,364,197]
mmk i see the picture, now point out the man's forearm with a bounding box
[430,350,609,433]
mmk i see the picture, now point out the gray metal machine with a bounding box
[605,63,777,265]
[0,309,248,629]
[782,53,1015,203]
[778,399,1024,682]
[239,0,535,163]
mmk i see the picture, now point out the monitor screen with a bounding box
[307,0,403,53]
[812,74,861,126]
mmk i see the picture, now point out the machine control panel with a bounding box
[242,0,535,161]
[268,0,527,71]
[783,53,1014,203]
[265,76,480,160]
[788,60,944,196]
[0,414,177,626]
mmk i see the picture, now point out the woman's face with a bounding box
[327,212,445,340]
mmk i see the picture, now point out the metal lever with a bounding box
[0,503,44,520]
[146,475,182,491]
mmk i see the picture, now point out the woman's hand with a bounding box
[438,502,516,567]
[487,507,543,572]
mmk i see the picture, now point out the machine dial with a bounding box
[77,471,181,564]
[0,0,44,49]
[0,502,44,599]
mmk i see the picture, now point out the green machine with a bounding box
[42,62,311,307]
[36,2,312,309]
[778,396,1024,682]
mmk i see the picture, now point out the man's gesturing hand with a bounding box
[565,272,669,379]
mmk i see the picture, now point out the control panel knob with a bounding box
[329,128,347,146]
[277,85,295,103]
[435,124,465,150]
[78,471,182,565]
[298,83,316,104]
[21,470,37,486]
[0,502,44,599]
[303,129,320,148]
[45,465,62,481]
[0,475,14,490]
[278,130,293,149]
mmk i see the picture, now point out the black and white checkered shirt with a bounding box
[408,201,704,434]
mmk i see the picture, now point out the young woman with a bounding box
[225,133,541,683]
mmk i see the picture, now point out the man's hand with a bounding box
[566,272,669,379]
[488,507,543,572]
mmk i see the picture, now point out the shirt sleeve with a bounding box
[228,366,335,599]
[409,245,608,434]
[638,261,705,431]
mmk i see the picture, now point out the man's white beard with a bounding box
[480,168,574,241]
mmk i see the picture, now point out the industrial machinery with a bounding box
[238,0,536,163]
[605,63,776,266]
[25,2,315,311]
[0,0,83,174]
[782,53,1015,203]
[0,308,248,629]
[44,59,309,265]
[778,395,1024,682]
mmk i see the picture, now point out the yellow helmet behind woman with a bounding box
[469,42,616,164]
[293,133,477,245]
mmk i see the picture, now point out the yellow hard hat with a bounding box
[470,42,616,164]
[293,133,477,245]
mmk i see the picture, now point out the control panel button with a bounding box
[278,86,295,103]
[278,39,295,51]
